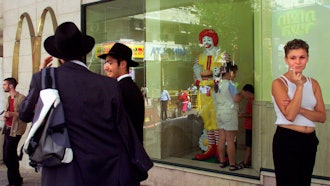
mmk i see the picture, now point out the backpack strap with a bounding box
[49,68,56,89]
[41,68,47,89]
[41,68,56,89]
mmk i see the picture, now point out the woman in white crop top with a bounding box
[271,39,326,186]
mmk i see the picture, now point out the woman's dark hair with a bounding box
[242,84,254,94]
[284,39,309,57]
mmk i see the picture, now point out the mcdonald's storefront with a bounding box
[1,0,330,185]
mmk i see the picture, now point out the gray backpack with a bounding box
[24,68,73,170]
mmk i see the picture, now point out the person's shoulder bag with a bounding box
[23,67,73,170]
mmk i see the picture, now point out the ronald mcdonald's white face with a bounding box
[202,36,214,49]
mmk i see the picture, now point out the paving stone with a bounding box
[0,163,41,186]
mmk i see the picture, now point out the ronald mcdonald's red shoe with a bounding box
[195,144,217,160]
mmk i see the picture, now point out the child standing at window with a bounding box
[214,62,242,171]
[239,84,254,168]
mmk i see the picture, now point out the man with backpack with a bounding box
[19,22,152,186]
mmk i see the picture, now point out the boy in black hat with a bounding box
[19,22,150,186]
[98,43,145,143]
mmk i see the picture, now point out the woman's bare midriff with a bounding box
[278,124,315,134]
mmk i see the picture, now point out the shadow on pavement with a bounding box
[0,163,41,186]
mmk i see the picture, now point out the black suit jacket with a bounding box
[118,77,145,143]
[19,62,143,186]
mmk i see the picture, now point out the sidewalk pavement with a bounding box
[0,163,153,186]
[0,163,41,186]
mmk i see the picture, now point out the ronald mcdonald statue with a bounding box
[193,29,228,160]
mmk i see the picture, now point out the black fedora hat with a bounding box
[44,22,95,60]
[98,43,139,67]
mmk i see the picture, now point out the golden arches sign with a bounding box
[12,7,58,81]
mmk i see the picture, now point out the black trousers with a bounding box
[161,100,168,120]
[272,126,318,186]
[3,128,22,186]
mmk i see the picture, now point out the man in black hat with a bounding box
[98,43,145,143]
[19,22,149,186]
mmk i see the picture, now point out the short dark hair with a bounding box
[242,84,254,94]
[114,57,129,72]
[284,39,309,57]
[4,77,18,89]
[220,61,238,77]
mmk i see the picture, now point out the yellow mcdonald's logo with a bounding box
[12,7,58,81]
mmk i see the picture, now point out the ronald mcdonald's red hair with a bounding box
[199,29,219,46]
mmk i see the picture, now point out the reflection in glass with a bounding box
[85,0,255,176]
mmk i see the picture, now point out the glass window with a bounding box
[84,0,255,177]
[83,0,329,179]
[255,0,330,180]
[271,0,330,104]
